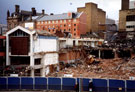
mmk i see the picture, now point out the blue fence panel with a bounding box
[35,77,47,89]
[93,79,107,92]
[127,80,135,92]
[109,79,125,92]
[62,78,76,91]
[21,77,33,89]
[0,77,7,89]
[48,77,61,90]
[8,77,20,89]
[82,78,91,91]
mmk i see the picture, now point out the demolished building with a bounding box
[6,26,59,77]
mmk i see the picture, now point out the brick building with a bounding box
[36,12,87,38]
[7,5,46,30]
[77,2,106,32]
[119,0,135,31]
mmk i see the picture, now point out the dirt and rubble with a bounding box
[47,57,135,80]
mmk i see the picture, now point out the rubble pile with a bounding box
[48,57,135,80]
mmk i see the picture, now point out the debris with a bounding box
[47,57,135,80]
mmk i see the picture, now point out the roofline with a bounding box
[37,12,81,21]
[6,26,36,36]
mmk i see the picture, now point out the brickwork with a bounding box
[77,3,106,32]
[36,13,87,38]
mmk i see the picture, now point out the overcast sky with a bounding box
[0,0,123,24]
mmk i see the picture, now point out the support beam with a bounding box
[98,50,101,59]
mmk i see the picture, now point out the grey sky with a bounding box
[0,0,122,24]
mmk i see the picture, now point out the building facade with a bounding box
[6,26,59,77]
[7,5,45,31]
[119,0,135,31]
[77,2,106,32]
[36,12,87,38]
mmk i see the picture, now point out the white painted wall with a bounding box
[126,21,135,26]
[66,39,74,46]
[25,22,34,30]
[126,21,135,31]
[42,53,58,65]
[34,36,58,53]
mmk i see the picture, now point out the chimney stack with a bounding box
[15,5,20,13]
[31,7,36,16]
[50,13,54,15]
[122,0,129,10]
[7,10,10,18]
[42,9,45,15]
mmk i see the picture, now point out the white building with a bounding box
[6,26,59,77]
[59,38,104,49]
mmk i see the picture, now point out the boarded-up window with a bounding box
[10,37,29,55]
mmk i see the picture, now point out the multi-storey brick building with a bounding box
[36,12,87,38]
[119,0,135,31]
[77,2,106,32]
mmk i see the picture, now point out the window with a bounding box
[74,33,76,36]
[73,19,77,22]
[126,15,135,21]
[60,25,62,27]
[49,29,50,32]
[56,20,58,23]
[74,28,76,31]
[52,21,54,24]
[45,21,47,24]
[35,59,41,65]
[64,24,66,27]
[64,29,66,32]
[68,20,71,22]
[64,20,66,23]
[69,29,71,31]
[38,22,40,24]
[126,25,135,28]
[48,21,51,24]
[60,20,62,23]
[69,24,71,27]
[74,24,76,26]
